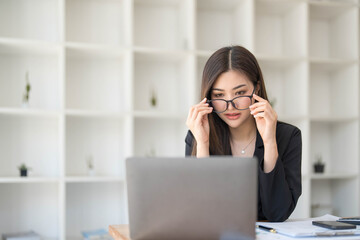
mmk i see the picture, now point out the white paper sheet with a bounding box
[256,214,360,238]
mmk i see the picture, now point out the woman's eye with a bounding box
[236,91,246,95]
[213,93,223,98]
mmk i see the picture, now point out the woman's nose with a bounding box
[227,100,235,110]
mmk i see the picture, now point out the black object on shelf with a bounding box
[20,169,27,177]
[314,154,325,173]
[18,163,30,177]
[314,163,325,173]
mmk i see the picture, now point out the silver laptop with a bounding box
[126,157,257,240]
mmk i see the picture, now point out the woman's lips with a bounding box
[224,113,241,120]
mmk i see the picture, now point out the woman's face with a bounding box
[210,70,255,129]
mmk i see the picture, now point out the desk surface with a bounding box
[108,224,360,240]
[108,224,287,240]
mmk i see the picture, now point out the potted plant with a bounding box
[150,88,157,108]
[87,156,95,176]
[22,71,31,108]
[18,163,30,177]
[314,155,325,173]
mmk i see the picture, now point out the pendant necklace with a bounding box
[241,134,256,154]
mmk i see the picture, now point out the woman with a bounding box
[185,46,302,222]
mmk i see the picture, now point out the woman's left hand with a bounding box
[249,94,278,145]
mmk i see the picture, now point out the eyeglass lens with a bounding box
[210,97,252,113]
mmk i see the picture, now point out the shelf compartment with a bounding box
[65,116,126,178]
[310,173,358,180]
[0,108,60,117]
[281,119,310,176]
[65,109,124,119]
[65,42,125,58]
[0,37,60,55]
[65,176,123,183]
[309,62,358,118]
[311,178,359,217]
[134,0,191,50]
[195,55,208,102]
[196,0,252,51]
[133,110,184,119]
[0,177,59,183]
[0,182,59,239]
[66,182,126,239]
[309,3,358,59]
[134,52,192,113]
[310,120,358,176]
[0,0,60,41]
[308,0,358,5]
[0,41,60,109]
[65,47,127,112]
[134,118,187,157]
[65,0,126,45]
[0,115,60,178]
[258,59,308,118]
[255,0,306,57]
[290,178,311,219]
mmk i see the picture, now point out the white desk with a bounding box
[109,224,360,240]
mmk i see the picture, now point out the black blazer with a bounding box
[185,121,302,222]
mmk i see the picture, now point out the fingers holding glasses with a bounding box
[190,99,212,119]
[249,94,278,144]
[188,98,207,120]
[195,107,213,125]
[249,94,277,119]
[186,98,213,144]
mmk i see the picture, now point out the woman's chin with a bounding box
[221,118,243,129]
[228,121,243,129]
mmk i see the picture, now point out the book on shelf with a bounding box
[1,231,41,240]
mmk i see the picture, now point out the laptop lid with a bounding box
[126,157,257,240]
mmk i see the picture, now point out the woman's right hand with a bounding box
[186,98,213,145]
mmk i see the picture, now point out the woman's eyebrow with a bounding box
[211,88,224,91]
[212,84,246,92]
[232,84,246,90]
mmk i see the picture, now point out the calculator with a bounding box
[337,217,360,225]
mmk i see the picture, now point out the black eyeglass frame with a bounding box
[207,87,256,113]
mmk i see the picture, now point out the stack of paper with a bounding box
[256,214,360,239]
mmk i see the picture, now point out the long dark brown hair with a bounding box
[191,46,268,156]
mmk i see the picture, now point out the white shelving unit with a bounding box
[0,0,359,239]
[255,0,307,57]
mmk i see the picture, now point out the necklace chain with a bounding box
[240,133,256,154]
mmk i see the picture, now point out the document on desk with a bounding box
[256,214,360,238]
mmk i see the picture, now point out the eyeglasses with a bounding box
[207,88,256,113]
